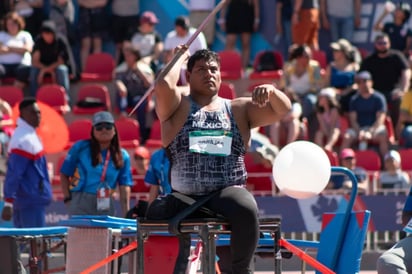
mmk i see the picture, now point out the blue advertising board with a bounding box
[0,194,403,232]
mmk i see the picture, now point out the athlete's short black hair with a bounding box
[19,97,37,112]
[187,49,220,72]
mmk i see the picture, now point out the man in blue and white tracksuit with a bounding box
[1,98,52,228]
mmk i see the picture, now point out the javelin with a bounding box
[128,0,227,116]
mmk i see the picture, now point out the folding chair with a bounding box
[280,166,371,274]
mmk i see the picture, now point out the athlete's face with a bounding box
[21,103,41,128]
[187,59,221,95]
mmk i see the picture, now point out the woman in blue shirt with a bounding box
[60,111,133,216]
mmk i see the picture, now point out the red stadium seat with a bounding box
[0,85,24,108]
[66,119,93,148]
[249,50,284,80]
[324,149,339,166]
[218,50,244,80]
[399,148,412,172]
[73,84,111,114]
[145,119,162,149]
[218,82,236,99]
[312,50,328,69]
[81,53,115,82]
[354,149,382,172]
[115,117,140,148]
[244,153,274,195]
[36,84,70,114]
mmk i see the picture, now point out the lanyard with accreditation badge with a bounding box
[97,150,111,211]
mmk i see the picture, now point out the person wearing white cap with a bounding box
[378,150,410,190]
[314,87,341,151]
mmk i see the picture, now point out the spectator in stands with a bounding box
[291,0,320,50]
[282,44,322,138]
[49,0,75,42]
[133,146,150,181]
[188,0,216,49]
[360,33,411,129]
[163,16,207,85]
[340,71,389,157]
[374,1,412,57]
[248,128,280,167]
[269,88,303,148]
[111,0,139,65]
[218,0,260,69]
[127,11,163,74]
[398,90,412,146]
[0,99,14,156]
[320,0,361,43]
[49,0,78,80]
[29,20,70,98]
[126,145,151,218]
[0,12,33,88]
[114,45,155,144]
[324,39,358,114]
[255,143,279,169]
[145,148,171,204]
[314,87,341,152]
[0,1,14,24]
[1,98,52,227]
[379,150,410,190]
[377,184,412,273]
[276,0,293,58]
[60,111,133,217]
[164,16,207,64]
[77,0,111,71]
[328,148,369,191]
[14,0,46,38]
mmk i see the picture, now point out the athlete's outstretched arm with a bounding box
[155,46,190,122]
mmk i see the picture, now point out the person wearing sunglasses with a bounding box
[60,111,133,217]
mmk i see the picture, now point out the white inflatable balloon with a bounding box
[273,141,331,199]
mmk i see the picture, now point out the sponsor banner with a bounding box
[1,194,402,232]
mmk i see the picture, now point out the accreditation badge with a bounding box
[96,182,110,211]
[189,130,233,156]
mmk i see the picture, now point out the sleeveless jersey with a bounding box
[167,97,247,195]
